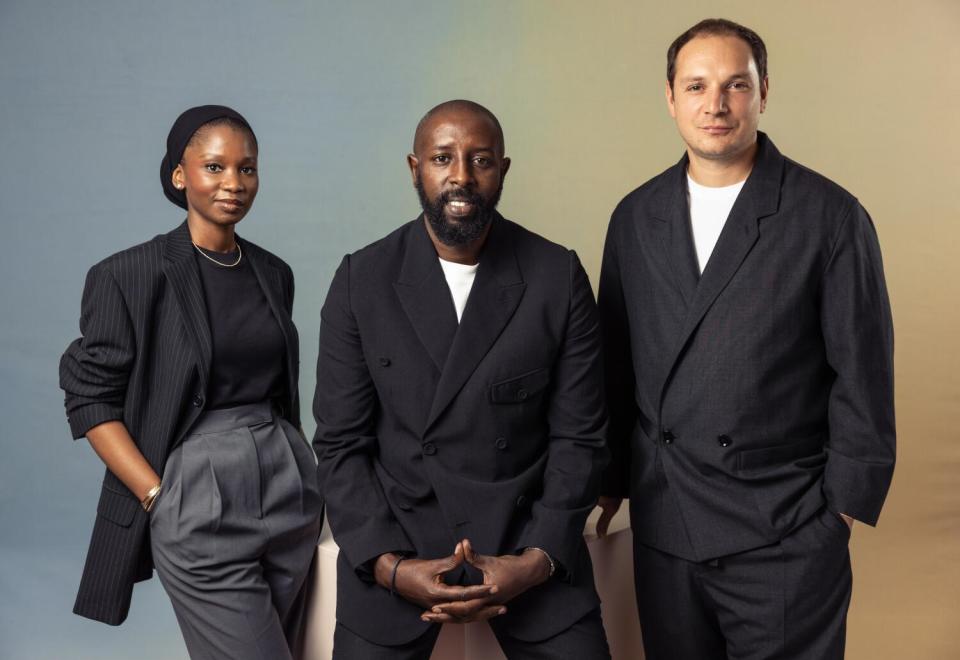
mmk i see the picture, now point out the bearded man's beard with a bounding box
[416,177,502,246]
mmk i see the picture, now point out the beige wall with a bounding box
[487,1,959,657]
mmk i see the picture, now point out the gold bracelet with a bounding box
[141,483,161,512]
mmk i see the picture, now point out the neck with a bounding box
[186,216,237,252]
[687,139,758,187]
[423,216,490,265]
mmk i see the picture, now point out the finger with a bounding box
[431,597,498,618]
[432,551,464,574]
[429,583,498,603]
[467,605,507,621]
[423,604,507,623]
[461,538,484,567]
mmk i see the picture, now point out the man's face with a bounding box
[666,35,768,163]
[408,108,510,246]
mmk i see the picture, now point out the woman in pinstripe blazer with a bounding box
[60,106,322,659]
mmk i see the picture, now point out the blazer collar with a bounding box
[393,214,526,431]
[656,132,785,406]
[427,214,525,430]
[162,221,213,390]
[393,217,461,371]
[240,236,300,420]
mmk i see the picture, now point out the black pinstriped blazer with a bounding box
[59,221,301,625]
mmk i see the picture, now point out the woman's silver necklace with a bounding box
[193,241,242,267]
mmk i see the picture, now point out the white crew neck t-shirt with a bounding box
[438,258,479,322]
[687,174,746,273]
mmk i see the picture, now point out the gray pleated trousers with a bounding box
[150,401,323,660]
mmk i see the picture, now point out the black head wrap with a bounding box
[160,105,254,209]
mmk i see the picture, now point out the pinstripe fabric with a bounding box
[60,220,301,625]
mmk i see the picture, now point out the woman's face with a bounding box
[172,123,259,230]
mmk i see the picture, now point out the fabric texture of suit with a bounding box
[314,215,609,646]
[599,132,895,562]
[59,221,302,625]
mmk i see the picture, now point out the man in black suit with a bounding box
[595,19,895,659]
[314,100,611,659]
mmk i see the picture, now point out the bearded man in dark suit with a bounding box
[315,100,611,659]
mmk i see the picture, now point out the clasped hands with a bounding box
[374,539,552,624]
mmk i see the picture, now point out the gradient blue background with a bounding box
[2,1,956,658]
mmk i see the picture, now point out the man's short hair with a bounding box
[666,18,768,88]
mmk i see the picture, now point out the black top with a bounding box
[195,246,286,409]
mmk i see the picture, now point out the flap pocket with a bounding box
[97,485,139,527]
[737,433,824,471]
[490,368,550,404]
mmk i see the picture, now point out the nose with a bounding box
[448,157,474,188]
[705,87,727,115]
[222,169,244,192]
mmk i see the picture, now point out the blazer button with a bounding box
[423,442,437,456]
[398,502,413,511]
[517,389,528,401]
[516,495,528,507]
[662,429,675,445]
[495,437,508,450]
[717,434,732,447]
[378,357,391,367]
[192,394,204,408]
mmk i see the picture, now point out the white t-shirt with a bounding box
[438,258,479,322]
[687,174,746,273]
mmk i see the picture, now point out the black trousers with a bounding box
[634,506,853,660]
[332,607,610,660]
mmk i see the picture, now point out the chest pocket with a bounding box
[490,368,550,404]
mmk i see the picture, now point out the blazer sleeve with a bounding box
[819,201,896,526]
[59,262,136,439]
[515,251,609,574]
[596,210,636,499]
[313,255,415,574]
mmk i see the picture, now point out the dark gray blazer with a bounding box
[59,221,301,625]
[599,133,895,561]
[314,216,608,645]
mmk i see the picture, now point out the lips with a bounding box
[444,199,475,217]
[214,198,245,211]
[701,126,733,135]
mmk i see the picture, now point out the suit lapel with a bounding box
[242,238,299,406]
[426,216,525,431]
[652,157,701,307]
[393,218,460,372]
[659,133,784,400]
[161,221,212,391]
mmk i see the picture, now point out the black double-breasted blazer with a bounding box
[313,216,608,645]
[599,133,895,562]
[59,221,301,625]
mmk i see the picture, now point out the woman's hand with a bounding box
[86,420,160,503]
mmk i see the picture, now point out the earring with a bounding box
[175,183,183,189]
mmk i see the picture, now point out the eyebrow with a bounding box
[431,143,496,153]
[196,153,257,160]
[679,71,753,83]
